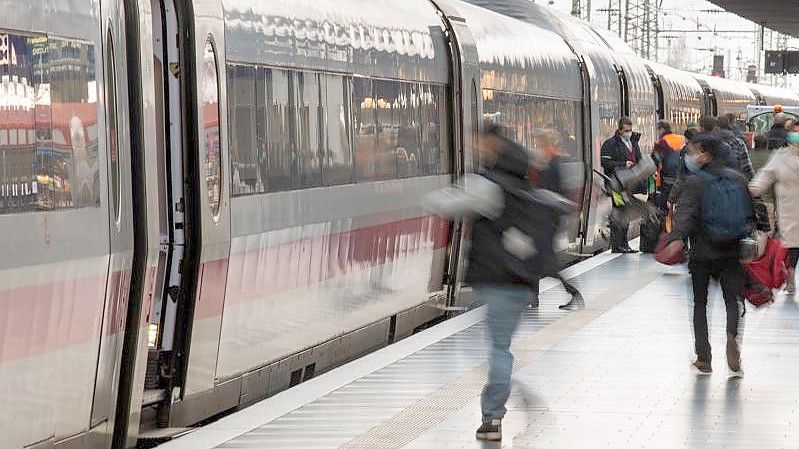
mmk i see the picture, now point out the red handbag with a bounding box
[743,237,789,289]
[655,233,687,265]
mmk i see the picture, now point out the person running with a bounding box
[529,128,584,311]
[663,134,752,376]
[601,117,642,253]
[750,129,799,294]
[424,124,561,441]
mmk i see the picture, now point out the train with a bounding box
[1,0,797,448]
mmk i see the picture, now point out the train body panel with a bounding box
[3,0,799,448]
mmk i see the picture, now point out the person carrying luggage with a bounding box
[662,134,753,376]
[601,116,642,253]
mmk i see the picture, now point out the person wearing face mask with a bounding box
[663,134,752,376]
[750,130,799,294]
[601,116,643,253]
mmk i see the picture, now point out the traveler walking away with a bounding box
[529,128,584,310]
[767,112,790,150]
[750,130,799,294]
[423,124,565,441]
[663,134,752,376]
[601,117,642,253]
[717,115,754,180]
[699,116,739,170]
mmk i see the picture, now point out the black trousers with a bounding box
[689,258,745,363]
[609,205,630,250]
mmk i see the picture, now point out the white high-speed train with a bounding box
[1,0,796,448]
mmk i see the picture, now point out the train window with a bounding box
[353,77,377,181]
[373,80,401,180]
[294,71,322,188]
[263,68,296,191]
[320,74,353,186]
[202,39,222,219]
[48,37,101,209]
[395,83,420,178]
[228,64,258,195]
[105,30,122,223]
[0,35,40,213]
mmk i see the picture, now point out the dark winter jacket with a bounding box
[601,132,643,177]
[465,140,538,286]
[654,132,686,182]
[719,129,754,180]
[767,124,788,150]
[667,161,751,261]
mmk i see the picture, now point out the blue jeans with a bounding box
[476,284,531,421]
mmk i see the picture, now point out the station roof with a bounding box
[707,0,799,37]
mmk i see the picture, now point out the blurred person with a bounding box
[767,112,789,150]
[667,127,701,205]
[601,116,641,253]
[699,116,738,170]
[663,134,752,376]
[750,129,799,294]
[717,115,754,180]
[424,123,564,441]
[529,128,584,311]
[724,112,745,138]
[653,120,686,213]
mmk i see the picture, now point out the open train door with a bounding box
[154,0,233,428]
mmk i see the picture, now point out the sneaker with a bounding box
[476,419,502,441]
[726,337,742,375]
[692,360,712,375]
[559,293,585,310]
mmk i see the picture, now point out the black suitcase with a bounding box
[639,215,661,253]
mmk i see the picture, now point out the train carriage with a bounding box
[3,1,799,448]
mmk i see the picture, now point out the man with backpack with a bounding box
[653,120,685,213]
[423,123,566,441]
[663,134,752,376]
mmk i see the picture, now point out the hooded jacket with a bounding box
[767,123,788,150]
[654,132,686,181]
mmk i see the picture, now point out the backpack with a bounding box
[697,169,752,243]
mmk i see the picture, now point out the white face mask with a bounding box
[621,131,633,141]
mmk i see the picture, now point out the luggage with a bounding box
[654,233,687,265]
[743,236,789,289]
[639,214,661,253]
[744,282,774,308]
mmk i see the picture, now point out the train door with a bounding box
[89,1,136,446]
[144,0,232,427]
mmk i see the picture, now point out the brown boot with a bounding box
[692,360,712,375]
[786,269,796,294]
[727,334,742,375]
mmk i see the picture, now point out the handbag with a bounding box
[654,233,687,265]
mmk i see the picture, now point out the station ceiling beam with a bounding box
[706,0,799,37]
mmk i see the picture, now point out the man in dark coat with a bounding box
[767,112,789,150]
[663,134,750,376]
[601,116,641,253]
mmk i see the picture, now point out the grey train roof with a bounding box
[222,0,449,83]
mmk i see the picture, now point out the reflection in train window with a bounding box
[321,74,353,186]
[202,39,222,219]
[264,68,296,191]
[294,71,322,187]
[0,34,99,214]
[228,64,258,195]
[353,77,377,181]
[228,68,450,197]
[105,30,122,222]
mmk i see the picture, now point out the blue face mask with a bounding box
[788,132,799,145]
[685,154,702,174]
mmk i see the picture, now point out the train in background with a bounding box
[1,0,797,448]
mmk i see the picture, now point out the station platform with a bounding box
[158,247,799,449]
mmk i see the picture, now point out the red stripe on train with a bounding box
[0,214,451,364]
